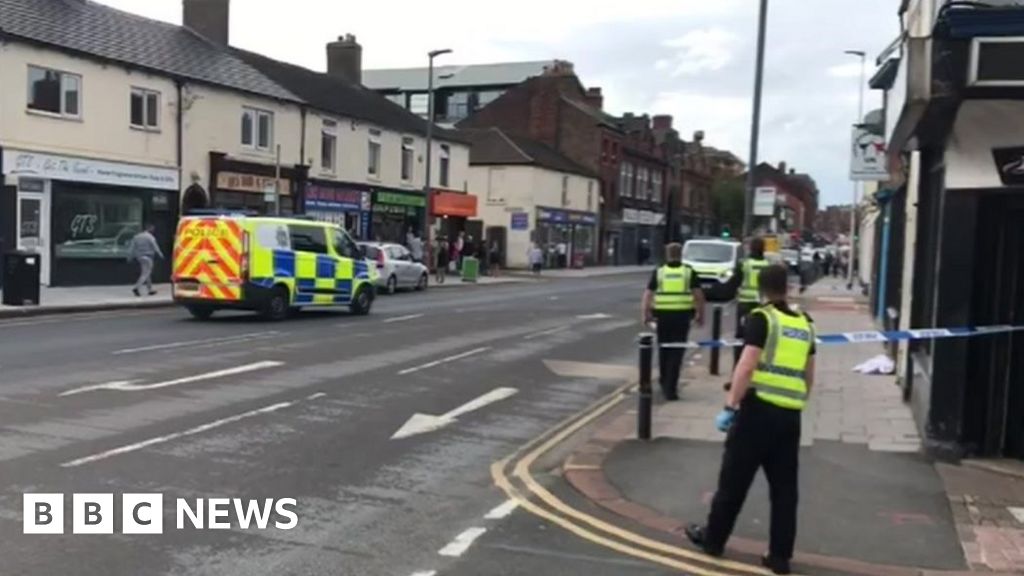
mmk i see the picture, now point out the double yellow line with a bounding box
[491,382,774,576]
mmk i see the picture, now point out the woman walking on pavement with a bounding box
[435,239,450,284]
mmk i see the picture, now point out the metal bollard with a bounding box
[709,306,723,376]
[638,333,654,440]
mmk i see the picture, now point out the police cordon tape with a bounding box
[652,324,1024,349]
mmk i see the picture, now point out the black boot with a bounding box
[761,554,791,575]
[684,524,723,557]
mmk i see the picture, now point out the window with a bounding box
[321,119,337,172]
[476,90,502,109]
[587,181,595,211]
[401,137,414,181]
[439,144,450,188]
[130,88,160,130]
[289,225,328,254]
[445,91,470,120]
[386,93,406,107]
[652,171,663,203]
[619,162,634,198]
[332,228,358,259]
[368,133,382,177]
[242,107,273,151]
[27,65,80,117]
[637,167,649,200]
[561,175,569,206]
[409,93,429,116]
[53,190,143,260]
[388,245,411,261]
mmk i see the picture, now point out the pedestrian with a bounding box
[454,231,465,270]
[128,223,164,297]
[528,243,543,275]
[436,239,450,284]
[641,242,705,400]
[685,264,816,575]
[725,237,770,368]
[409,232,424,264]
[556,241,568,268]
[488,241,502,276]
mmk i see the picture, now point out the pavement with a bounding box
[557,276,1024,576]
[0,270,687,576]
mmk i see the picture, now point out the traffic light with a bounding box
[721,225,732,238]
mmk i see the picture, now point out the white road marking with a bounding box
[576,313,613,320]
[549,296,560,301]
[391,387,518,440]
[60,401,293,467]
[111,332,279,355]
[1009,507,1024,524]
[484,499,519,519]
[397,347,490,376]
[383,314,424,324]
[523,326,570,340]
[60,361,284,397]
[438,527,487,557]
[410,572,437,576]
[306,392,327,400]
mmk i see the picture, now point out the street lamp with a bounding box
[844,49,866,289]
[742,0,769,239]
[424,48,452,266]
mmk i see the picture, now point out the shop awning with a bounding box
[432,191,478,217]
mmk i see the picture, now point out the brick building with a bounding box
[650,116,716,240]
[458,61,669,264]
[748,162,819,236]
[816,204,853,240]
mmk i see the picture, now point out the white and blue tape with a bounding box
[655,325,1024,349]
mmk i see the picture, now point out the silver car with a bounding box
[358,242,429,294]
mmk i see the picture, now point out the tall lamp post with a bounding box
[844,49,866,289]
[424,48,452,267]
[742,0,769,239]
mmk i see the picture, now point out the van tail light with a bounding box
[240,232,250,279]
[376,250,386,269]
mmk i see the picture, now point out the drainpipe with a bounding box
[876,199,892,321]
[176,79,184,205]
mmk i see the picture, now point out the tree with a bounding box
[712,177,745,237]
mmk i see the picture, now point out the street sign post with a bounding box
[850,125,888,181]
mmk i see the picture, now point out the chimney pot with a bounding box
[327,33,363,85]
[652,115,673,130]
[585,87,603,110]
[778,161,787,174]
[183,0,230,45]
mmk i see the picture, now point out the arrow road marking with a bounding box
[60,361,284,397]
[391,387,518,440]
[397,347,490,375]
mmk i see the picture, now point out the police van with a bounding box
[172,213,377,320]
[682,237,742,301]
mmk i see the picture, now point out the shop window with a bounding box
[289,225,328,254]
[439,144,451,188]
[401,137,414,181]
[322,119,337,173]
[53,191,143,260]
[27,65,80,118]
[242,107,273,151]
[130,87,160,130]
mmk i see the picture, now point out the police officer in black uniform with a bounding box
[642,243,705,400]
[685,265,816,575]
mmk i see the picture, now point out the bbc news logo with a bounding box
[23,494,298,534]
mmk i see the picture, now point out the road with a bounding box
[0,273,729,576]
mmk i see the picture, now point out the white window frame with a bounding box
[368,130,382,177]
[130,87,161,131]
[401,137,415,181]
[439,144,451,188]
[27,65,81,119]
[968,36,1024,86]
[321,119,338,173]
[242,106,274,152]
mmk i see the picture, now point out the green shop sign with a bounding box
[375,191,426,208]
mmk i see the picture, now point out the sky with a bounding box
[97,0,901,207]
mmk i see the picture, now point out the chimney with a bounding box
[778,161,787,174]
[652,115,673,130]
[327,34,363,85]
[183,0,230,45]
[789,168,796,175]
[542,60,575,76]
[693,130,705,143]
[585,87,603,110]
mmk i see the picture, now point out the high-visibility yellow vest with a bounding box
[654,265,695,312]
[738,257,771,303]
[750,304,815,410]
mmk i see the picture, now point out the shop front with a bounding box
[1,148,179,287]
[304,181,372,240]
[208,152,306,215]
[431,189,478,243]
[621,207,666,265]
[535,206,598,268]
[371,190,425,243]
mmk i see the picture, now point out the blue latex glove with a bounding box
[715,408,737,432]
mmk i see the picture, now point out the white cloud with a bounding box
[827,62,866,78]
[658,28,737,76]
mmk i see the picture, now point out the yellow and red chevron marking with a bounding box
[173,219,244,301]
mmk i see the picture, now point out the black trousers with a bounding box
[705,393,801,559]
[733,302,758,366]
[656,311,691,397]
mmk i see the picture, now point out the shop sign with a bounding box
[622,208,664,226]
[538,207,598,225]
[217,172,291,196]
[306,183,366,212]
[510,212,529,230]
[992,146,1024,186]
[432,191,477,217]
[375,191,426,208]
[849,125,888,181]
[2,149,179,190]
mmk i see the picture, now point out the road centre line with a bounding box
[397,347,490,375]
[437,527,487,557]
[484,499,519,519]
[60,401,293,467]
[383,313,425,324]
[112,331,280,355]
[60,361,284,397]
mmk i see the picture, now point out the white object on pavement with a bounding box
[852,354,895,375]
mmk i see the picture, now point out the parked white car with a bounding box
[358,242,429,294]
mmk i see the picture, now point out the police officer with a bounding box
[642,242,705,400]
[730,237,771,366]
[685,265,816,575]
